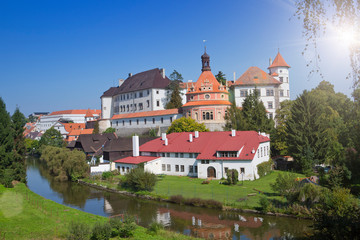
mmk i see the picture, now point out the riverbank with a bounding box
[81,170,308,218]
[0,183,200,240]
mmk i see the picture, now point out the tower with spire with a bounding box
[268,51,291,100]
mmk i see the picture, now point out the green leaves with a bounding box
[166,117,209,134]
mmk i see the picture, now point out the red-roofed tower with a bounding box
[268,51,291,100]
[182,50,231,131]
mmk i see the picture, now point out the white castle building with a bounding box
[233,52,290,119]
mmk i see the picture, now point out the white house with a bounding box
[233,52,290,120]
[114,131,270,180]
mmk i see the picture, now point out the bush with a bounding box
[121,167,157,191]
[270,172,300,200]
[147,222,163,235]
[102,171,113,180]
[118,215,137,238]
[226,169,239,185]
[259,197,271,213]
[91,222,112,240]
[257,159,273,177]
[67,221,91,240]
[1,169,14,188]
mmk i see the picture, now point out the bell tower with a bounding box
[201,48,211,72]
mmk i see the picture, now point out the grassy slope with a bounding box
[0,184,198,240]
[84,170,306,209]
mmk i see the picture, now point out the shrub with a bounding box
[257,159,273,177]
[102,171,113,180]
[147,222,163,235]
[270,172,300,200]
[91,222,112,240]
[259,197,271,213]
[226,169,239,185]
[67,221,91,240]
[1,169,14,188]
[121,167,157,191]
[118,215,137,238]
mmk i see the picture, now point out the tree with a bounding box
[215,71,226,86]
[103,127,115,133]
[295,0,360,88]
[226,169,239,185]
[286,90,329,173]
[166,117,209,134]
[272,100,293,156]
[223,102,248,131]
[121,167,157,191]
[93,121,99,134]
[271,172,300,200]
[39,127,64,148]
[166,70,183,109]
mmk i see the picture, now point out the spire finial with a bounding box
[203,40,207,53]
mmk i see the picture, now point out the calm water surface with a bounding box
[26,157,311,239]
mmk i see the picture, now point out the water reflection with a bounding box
[26,157,312,239]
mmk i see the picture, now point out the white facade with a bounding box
[111,113,181,130]
[37,114,85,132]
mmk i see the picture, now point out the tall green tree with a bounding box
[93,121,99,134]
[215,71,226,86]
[286,90,329,173]
[272,100,293,156]
[39,127,64,148]
[224,102,247,131]
[166,70,183,109]
[166,117,209,134]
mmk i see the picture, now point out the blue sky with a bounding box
[0,0,353,116]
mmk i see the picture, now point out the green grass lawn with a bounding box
[152,171,305,208]
[0,183,199,240]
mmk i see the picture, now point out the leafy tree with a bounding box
[121,167,157,191]
[271,172,300,200]
[271,100,293,156]
[215,71,226,86]
[224,102,247,131]
[166,70,183,109]
[286,90,329,172]
[103,127,115,133]
[39,127,64,148]
[166,117,209,134]
[312,187,360,239]
[226,169,238,185]
[93,121,99,134]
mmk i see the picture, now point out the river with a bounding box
[26,157,312,239]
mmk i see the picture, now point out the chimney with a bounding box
[165,138,168,146]
[269,57,272,66]
[128,73,132,78]
[118,79,124,87]
[188,80,193,82]
[231,129,236,137]
[251,148,255,154]
[162,133,166,141]
[160,68,165,78]
[189,134,193,142]
[195,131,199,138]
[132,135,139,157]
[233,72,236,81]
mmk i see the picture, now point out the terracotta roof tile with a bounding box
[182,100,231,107]
[114,156,159,164]
[68,129,93,136]
[186,71,228,94]
[234,67,281,86]
[112,109,179,120]
[49,109,101,116]
[140,131,270,161]
[62,123,86,132]
[268,52,290,69]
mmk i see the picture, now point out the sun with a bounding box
[334,25,360,48]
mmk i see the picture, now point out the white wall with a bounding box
[111,113,181,130]
[90,164,111,173]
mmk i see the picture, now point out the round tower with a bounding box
[268,51,290,100]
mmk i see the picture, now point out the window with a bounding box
[139,92,143,97]
[123,120,125,126]
[153,118,155,124]
[280,90,284,97]
[162,164,166,171]
[175,153,179,158]
[137,119,139,125]
[202,111,213,120]
[205,94,210,99]
[240,168,245,174]
[266,89,274,96]
[175,165,179,172]
[134,104,137,111]
[161,153,165,157]
[139,103,143,110]
[189,165,194,173]
[240,90,248,97]
[144,119,147,124]
[147,100,150,107]
[279,77,284,82]
[261,147,263,157]
[134,92,137,98]
[170,117,173,123]
[122,166,125,172]
[156,90,159,94]
[195,166,198,173]
[268,102,273,109]
[225,167,228,173]
[167,164,171,171]
[161,118,163,124]
[129,120,132,125]
[286,77,289,83]
[166,153,170,157]
[181,165,185,172]
[201,160,210,164]
[180,153,184,158]
[126,167,130,173]
[221,94,225,99]
[156,100,160,107]
[269,113,273,119]
[127,105,129,111]
[189,153,193,158]
[116,121,118,126]
[147,90,150,95]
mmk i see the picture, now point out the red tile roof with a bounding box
[62,123,86,132]
[182,100,231,107]
[49,109,101,116]
[114,156,159,164]
[68,129,93,136]
[187,71,228,94]
[112,109,179,120]
[140,131,269,161]
[233,67,281,86]
[268,52,290,69]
